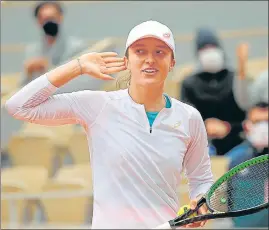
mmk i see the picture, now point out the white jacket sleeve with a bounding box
[183,108,214,200]
[5,74,108,127]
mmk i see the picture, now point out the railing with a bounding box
[2,189,92,229]
[1,186,189,229]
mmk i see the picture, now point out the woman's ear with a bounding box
[124,56,129,70]
[170,59,176,72]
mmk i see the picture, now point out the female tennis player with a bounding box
[6,20,214,229]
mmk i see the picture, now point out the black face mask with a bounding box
[42,20,59,37]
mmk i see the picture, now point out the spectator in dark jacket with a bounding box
[180,27,246,155]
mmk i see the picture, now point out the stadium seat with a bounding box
[67,129,90,164]
[1,166,49,192]
[39,180,93,225]
[1,166,49,226]
[37,164,93,225]
[7,134,58,176]
[1,74,20,96]
[21,123,75,167]
[54,163,93,189]
[21,123,74,149]
[1,181,26,227]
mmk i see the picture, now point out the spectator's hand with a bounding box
[183,195,208,228]
[236,43,249,79]
[79,52,126,80]
[24,57,49,77]
[205,118,231,139]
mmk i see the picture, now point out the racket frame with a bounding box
[169,154,269,228]
[169,202,269,228]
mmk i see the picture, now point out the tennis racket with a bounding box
[155,154,269,229]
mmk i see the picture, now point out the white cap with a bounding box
[125,20,175,57]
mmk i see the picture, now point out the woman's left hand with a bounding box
[183,195,208,228]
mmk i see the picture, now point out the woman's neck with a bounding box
[128,83,166,112]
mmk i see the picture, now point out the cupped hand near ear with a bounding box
[79,52,127,80]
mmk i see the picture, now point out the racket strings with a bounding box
[208,158,268,212]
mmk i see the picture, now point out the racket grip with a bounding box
[170,197,206,227]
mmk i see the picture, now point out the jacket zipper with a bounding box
[146,96,168,134]
[149,112,160,134]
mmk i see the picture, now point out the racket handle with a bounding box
[169,197,207,228]
[176,197,205,221]
[153,221,172,229]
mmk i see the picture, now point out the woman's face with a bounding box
[125,37,175,86]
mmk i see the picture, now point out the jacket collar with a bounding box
[122,88,173,111]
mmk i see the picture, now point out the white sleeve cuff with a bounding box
[190,182,213,200]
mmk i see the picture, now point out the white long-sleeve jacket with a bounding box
[5,74,214,229]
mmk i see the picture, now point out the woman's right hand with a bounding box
[79,52,126,80]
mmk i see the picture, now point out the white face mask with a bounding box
[198,48,225,73]
[246,121,268,149]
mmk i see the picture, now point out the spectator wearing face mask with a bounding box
[227,102,268,169]
[226,102,268,228]
[180,27,246,156]
[21,1,86,86]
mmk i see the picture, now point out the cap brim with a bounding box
[126,35,175,56]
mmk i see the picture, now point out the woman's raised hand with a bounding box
[79,52,126,80]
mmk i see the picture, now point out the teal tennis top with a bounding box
[146,94,171,127]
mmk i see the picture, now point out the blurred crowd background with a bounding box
[1,1,268,229]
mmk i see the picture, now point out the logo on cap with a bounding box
[163,33,171,38]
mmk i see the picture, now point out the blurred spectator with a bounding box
[180,27,246,155]
[1,148,10,168]
[21,1,87,86]
[236,69,268,111]
[226,102,268,228]
[232,43,268,111]
[227,102,268,169]
[250,70,268,107]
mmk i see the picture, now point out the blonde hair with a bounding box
[116,49,131,90]
[116,70,131,90]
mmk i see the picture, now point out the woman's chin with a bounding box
[138,77,162,86]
